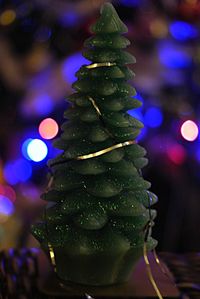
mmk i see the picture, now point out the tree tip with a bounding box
[91,2,128,34]
[100,2,115,14]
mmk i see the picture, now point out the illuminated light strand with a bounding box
[153,249,161,265]
[85,294,94,299]
[87,95,116,140]
[76,140,135,160]
[88,96,102,116]
[143,242,163,299]
[47,176,54,191]
[86,62,116,69]
[143,192,163,299]
[44,206,57,272]
[145,192,176,297]
[49,140,136,168]
[152,250,171,278]
[48,243,56,272]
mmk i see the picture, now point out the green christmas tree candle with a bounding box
[32,3,158,286]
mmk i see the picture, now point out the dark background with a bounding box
[0,0,200,252]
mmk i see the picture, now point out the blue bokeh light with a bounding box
[0,195,14,216]
[158,42,192,68]
[62,52,90,84]
[3,163,18,185]
[22,138,33,160]
[3,159,32,185]
[120,0,141,7]
[170,21,198,41]
[60,11,79,27]
[14,159,32,182]
[27,139,48,162]
[144,107,163,128]
[32,94,54,116]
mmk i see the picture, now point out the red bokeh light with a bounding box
[167,144,187,165]
[39,118,59,140]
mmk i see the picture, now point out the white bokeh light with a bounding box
[27,139,48,162]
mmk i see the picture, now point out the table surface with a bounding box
[0,248,179,299]
[38,250,179,298]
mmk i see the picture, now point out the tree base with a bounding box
[52,246,142,286]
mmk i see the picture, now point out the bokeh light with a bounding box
[27,139,48,162]
[60,11,78,27]
[62,52,89,84]
[120,0,140,7]
[4,163,19,185]
[181,120,199,141]
[14,159,32,182]
[167,144,187,165]
[170,21,198,41]
[32,94,54,116]
[19,183,40,202]
[0,10,16,26]
[0,185,16,202]
[144,107,163,128]
[3,159,32,185]
[39,118,59,140]
[158,42,192,68]
[0,195,14,217]
[22,138,33,160]
[150,20,168,38]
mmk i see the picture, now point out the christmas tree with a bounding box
[32,3,158,286]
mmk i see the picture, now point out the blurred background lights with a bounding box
[0,185,16,203]
[181,120,199,141]
[144,107,163,128]
[60,11,79,27]
[3,159,32,185]
[3,163,19,185]
[22,138,33,160]
[27,139,48,162]
[0,195,14,216]
[62,52,89,84]
[120,0,140,7]
[19,183,40,202]
[32,94,54,116]
[170,21,198,41]
[158,42,192,68]
[150,19,168,39]
[14,159,32,182]
[39,118,59,140]
[0,10,16,26]
[167,144,186,165]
